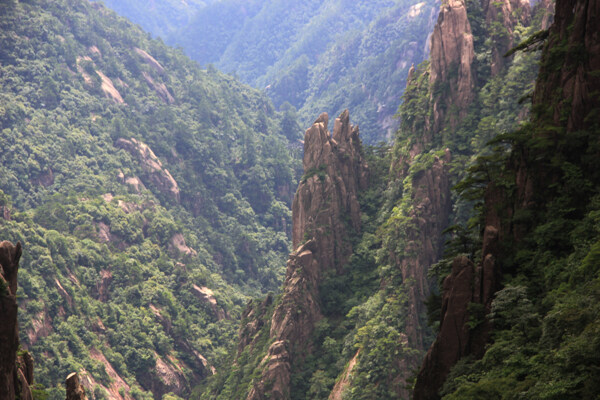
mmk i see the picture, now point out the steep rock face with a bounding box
[236,294,274,355]
[428,0,532,132]
[367,51,454,396]
[413,229,502,400]
[398,150,453,349]
[328,350,359,400]
[414,0,599,396]
[292,110,369,258]
[66,372,88,400]
[246,111,368,399]
[429,0,475,133]
[532,0,600,135]
[379,153,452,399]
[0,240,33,400]
[116,138,180,202]
[390,0,536,395]
[138,354,189,399]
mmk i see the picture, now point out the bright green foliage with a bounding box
[0,0,299,396]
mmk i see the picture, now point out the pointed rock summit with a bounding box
[245,110,368,399]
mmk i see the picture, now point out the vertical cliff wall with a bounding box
[414,0,599,397]
[372,0,546,396]
[0,240,34,400]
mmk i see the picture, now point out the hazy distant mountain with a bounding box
[94,0,437,143]
[93,0,216,38]
[172,0,438,143]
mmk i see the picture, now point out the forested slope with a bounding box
[177,0,439,143]
[90,0,214,39]
[0,0,299,398]
[102,0,438,143]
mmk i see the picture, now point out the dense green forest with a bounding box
[102,0,438,143]
[0,0,301,398]
[2,0,599,398]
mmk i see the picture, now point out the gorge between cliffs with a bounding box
[1,0,600,398]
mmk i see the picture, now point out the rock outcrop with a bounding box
[66,372,88,400]
[413,0,599,396]
[413,256,481,400]
[1,240,34,400]
[138,354,189,399]
[389,151,453,399]
[169,233,197,258]
[0,204,10,221]
[192,285,226,320]
[429,0,476,133]
[245,111,368,399]
[116,138,180,202]
[134,48,166,74]
[428,0,532,132]
[141,71,175,104]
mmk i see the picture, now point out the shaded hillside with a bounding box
[0,0,299,398]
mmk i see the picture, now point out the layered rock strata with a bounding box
[245,111,368,399]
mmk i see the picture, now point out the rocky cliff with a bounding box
[0,240,33,400]
[66,373,89,400]
[413,0,598,397]
[429,0,532,133]
[429,0,476,133]
[413,223,501,399]
[370,0,544,396]
[234,110,368,400]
